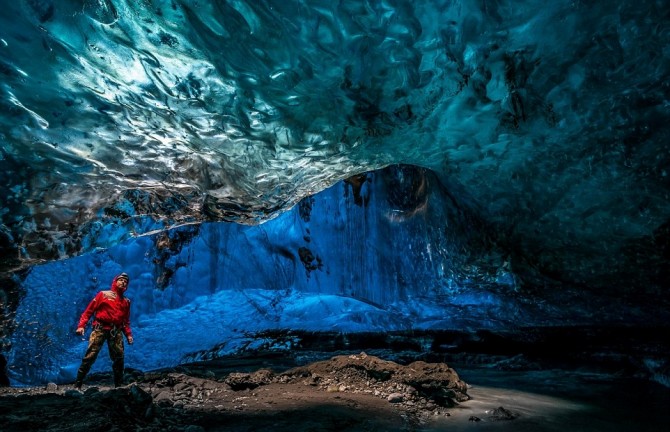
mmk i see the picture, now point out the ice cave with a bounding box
[1,0,669,431]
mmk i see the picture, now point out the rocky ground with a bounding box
[0,352,481,432]
[4,328,670,431]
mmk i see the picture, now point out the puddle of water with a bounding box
[424,368,670,432]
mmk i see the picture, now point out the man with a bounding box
[74,272,134,389]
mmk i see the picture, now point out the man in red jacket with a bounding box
[74,272,134,389]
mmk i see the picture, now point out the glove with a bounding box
[75,327,85,336]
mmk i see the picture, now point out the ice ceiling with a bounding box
[1,1,670,327]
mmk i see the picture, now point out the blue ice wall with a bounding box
[8,167,520,385]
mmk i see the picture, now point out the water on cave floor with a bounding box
[427,368,670,432]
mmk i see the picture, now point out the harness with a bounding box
[93,320,120,337]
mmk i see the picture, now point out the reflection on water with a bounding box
[426,368,670,432]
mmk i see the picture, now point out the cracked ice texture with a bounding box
[0,0,669,292]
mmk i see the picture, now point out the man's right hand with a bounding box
[76,327,85,336]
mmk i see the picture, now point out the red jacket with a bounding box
[77,275,132,338]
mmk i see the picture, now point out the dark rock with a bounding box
[487,406,519,421]
[154,390,173,406]
[387,392,404,403]
[63,389,83,397]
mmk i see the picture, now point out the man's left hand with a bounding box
[127,336,134,345]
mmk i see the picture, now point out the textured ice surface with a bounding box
[1,0,669,285]
[2,0,670,385]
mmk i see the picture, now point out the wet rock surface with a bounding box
[0,353,468,431]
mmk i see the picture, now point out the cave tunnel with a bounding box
[1,0,670,430]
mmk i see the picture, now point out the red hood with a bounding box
[111,275,128,296]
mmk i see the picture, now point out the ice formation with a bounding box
[1,0,669,384]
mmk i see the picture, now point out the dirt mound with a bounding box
[280,352,469,407]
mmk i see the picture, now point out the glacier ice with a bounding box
[1,0,670,385]
[1,0,668,284]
